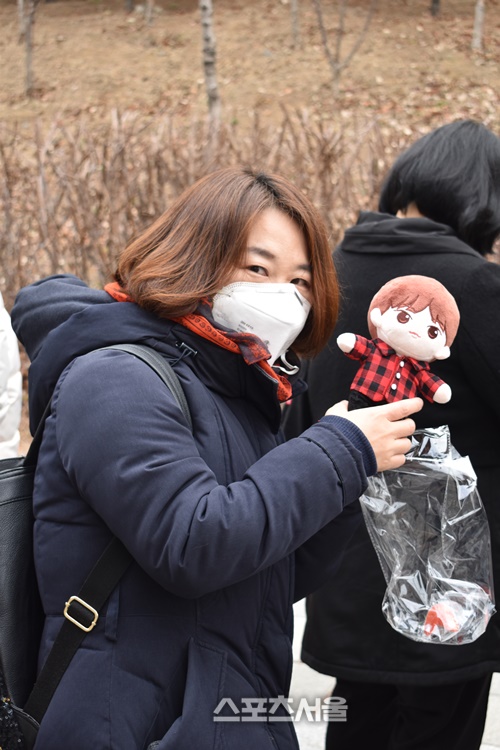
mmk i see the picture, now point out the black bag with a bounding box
[0,412,46,708]
[0,344,192,749]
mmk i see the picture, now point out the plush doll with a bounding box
[342,276,482,643]
[337,275,460,411]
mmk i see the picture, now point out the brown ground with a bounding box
[1,0,499,130]
[3,0,499,451]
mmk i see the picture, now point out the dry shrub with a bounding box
[0,107,411,309]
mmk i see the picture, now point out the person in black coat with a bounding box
[283,119,500,750]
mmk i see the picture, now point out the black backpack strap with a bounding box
[23,344,192,724]
[23,537,131,723]
[103,344,192,430]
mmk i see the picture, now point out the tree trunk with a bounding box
[472,0,485,51]
[145,0,154,25]
[25,0,38,98]
[199,0,221,127]
[290,0,300,48]
[430,0,440,16]
[17,0,25,39]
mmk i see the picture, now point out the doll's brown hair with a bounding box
[367,275,460,345]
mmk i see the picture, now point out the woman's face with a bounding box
[228,208,313,304]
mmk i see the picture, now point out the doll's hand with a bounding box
[337,332,356,353]
[326,397,423,472]
[433,383,452,404]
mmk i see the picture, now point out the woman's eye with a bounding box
[397,311,411,324]
[248,265,267,276]
[291,277,311,290]
[428,326,440,339]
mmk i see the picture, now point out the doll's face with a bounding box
[370,305,450,361]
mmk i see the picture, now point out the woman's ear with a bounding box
[434,345,451,361]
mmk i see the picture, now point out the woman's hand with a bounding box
[326,397,423,472]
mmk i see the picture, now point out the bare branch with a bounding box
[312,0,337,74]
[340,0,377,73]
[312,0,377,93]
[0,110,398,305]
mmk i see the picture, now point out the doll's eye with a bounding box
[397,311,411,324]
[428,326,440,339]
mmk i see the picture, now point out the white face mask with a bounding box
[211,282,311,366]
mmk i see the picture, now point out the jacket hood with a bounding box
[13,274,113,361]
[343,212,480,258]
[12,275,300,434]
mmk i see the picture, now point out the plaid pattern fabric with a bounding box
[346,336,445,404]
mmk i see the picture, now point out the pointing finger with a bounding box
[380,397,423,422]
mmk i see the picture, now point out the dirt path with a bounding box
[1,0,499,130]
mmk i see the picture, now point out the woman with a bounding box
[283,120,500,750]
[12,167,420,750]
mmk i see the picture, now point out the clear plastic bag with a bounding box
[360,425,496,645]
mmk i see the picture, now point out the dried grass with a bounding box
[0,107,410,309]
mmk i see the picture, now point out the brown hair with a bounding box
[367,275,460,345]
[115,167,339,357]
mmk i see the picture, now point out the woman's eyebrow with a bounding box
[246,246,276,260]
[247,246,311,272]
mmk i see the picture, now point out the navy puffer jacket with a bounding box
[13,275,374,750]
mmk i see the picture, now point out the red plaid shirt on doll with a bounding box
[347,336,445,404]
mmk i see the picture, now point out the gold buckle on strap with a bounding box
[63,595,99,632]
